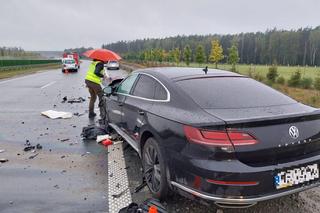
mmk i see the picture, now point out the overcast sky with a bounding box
[1,0,319,51]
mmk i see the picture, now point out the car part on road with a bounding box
[41,110,73,119]
[67,97,86,103]
[28,153,39,159]
[81,124,109,140]
[0,158,9,163]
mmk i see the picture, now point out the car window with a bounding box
[132,75,156,99]
[176,77,296,109]
[116,74,138,94]
[154,81,167,100]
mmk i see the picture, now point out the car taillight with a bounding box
[183,126,258,147]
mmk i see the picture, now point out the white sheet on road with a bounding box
[41,110,73,119]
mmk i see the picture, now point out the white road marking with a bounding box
[40,81,56,89]
[108,142,132,213]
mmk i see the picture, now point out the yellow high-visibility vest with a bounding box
[85,61,103,84]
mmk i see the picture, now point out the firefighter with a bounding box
[85,59,107,118]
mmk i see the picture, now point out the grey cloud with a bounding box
[0,0,319,50]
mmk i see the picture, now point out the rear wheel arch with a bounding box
[140,130,154,151]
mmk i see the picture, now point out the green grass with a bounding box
[0,64,60,79]
[176,63,320,80]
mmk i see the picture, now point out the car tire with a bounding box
[62,69,65,73]
[142,137,169,200]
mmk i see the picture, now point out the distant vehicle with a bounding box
[102,67,320,208]
[63,52,80,69]
[61,58,78,73]
[106,60,120,70]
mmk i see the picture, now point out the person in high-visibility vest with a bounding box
[85,59,107,118]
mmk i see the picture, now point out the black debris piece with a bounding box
[134,180,147,193]
[67,97,86,104]
[29,153,39,159]
[24,146,35,152]
[61,155,65,159]
[62,96,68,103]
[60,138,70,142]
[73,112,85,117]
[36,144,43,150]
[112,188,129,199]
[0,158,9,163]
[81,125,108,140]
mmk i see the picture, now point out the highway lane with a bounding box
[0,61,127,213]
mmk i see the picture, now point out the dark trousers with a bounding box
[85,80,103,115]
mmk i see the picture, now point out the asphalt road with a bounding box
[1,61,320,213]
[0,61,127,213]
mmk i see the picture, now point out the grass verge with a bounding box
[0,64,61,79]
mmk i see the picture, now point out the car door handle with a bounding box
[138,110,145,115]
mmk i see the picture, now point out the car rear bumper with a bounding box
[171,180,320,208]
[168,149,320,207]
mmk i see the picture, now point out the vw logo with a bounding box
[289,126,299,139]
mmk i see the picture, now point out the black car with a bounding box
[102,67,320,208]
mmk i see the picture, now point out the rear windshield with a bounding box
[176,77,296,109]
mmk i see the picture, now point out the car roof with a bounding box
[134,67,243,81]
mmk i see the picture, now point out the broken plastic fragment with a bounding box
[41,110,72,119]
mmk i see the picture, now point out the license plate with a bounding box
[274,163,319,189]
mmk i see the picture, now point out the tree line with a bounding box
[0,47,40,58]
[102,26,320,66]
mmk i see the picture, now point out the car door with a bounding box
[122,74,168,147]
[106,74,138,127]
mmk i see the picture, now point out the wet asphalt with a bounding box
[0,61,127,213]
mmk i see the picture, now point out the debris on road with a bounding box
[61,96,68,103]
[24,143,43,152]
[101,139,113,147]
[81,125,108,140]
[60,138,70,142]
[67,97,86,103]
[112,188,129,199]
[36,144,42,149]
[29,153,39,159]
[61,96,86,104]
[73,112,85,117]
[0,158,9,163]
[41,110,73,119]
[24,146,35,152]
[134,180,147,193]
[96,134,110,143]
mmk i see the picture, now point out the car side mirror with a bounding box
[103,86,113,96]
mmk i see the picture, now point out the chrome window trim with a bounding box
[115,72,170,102]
